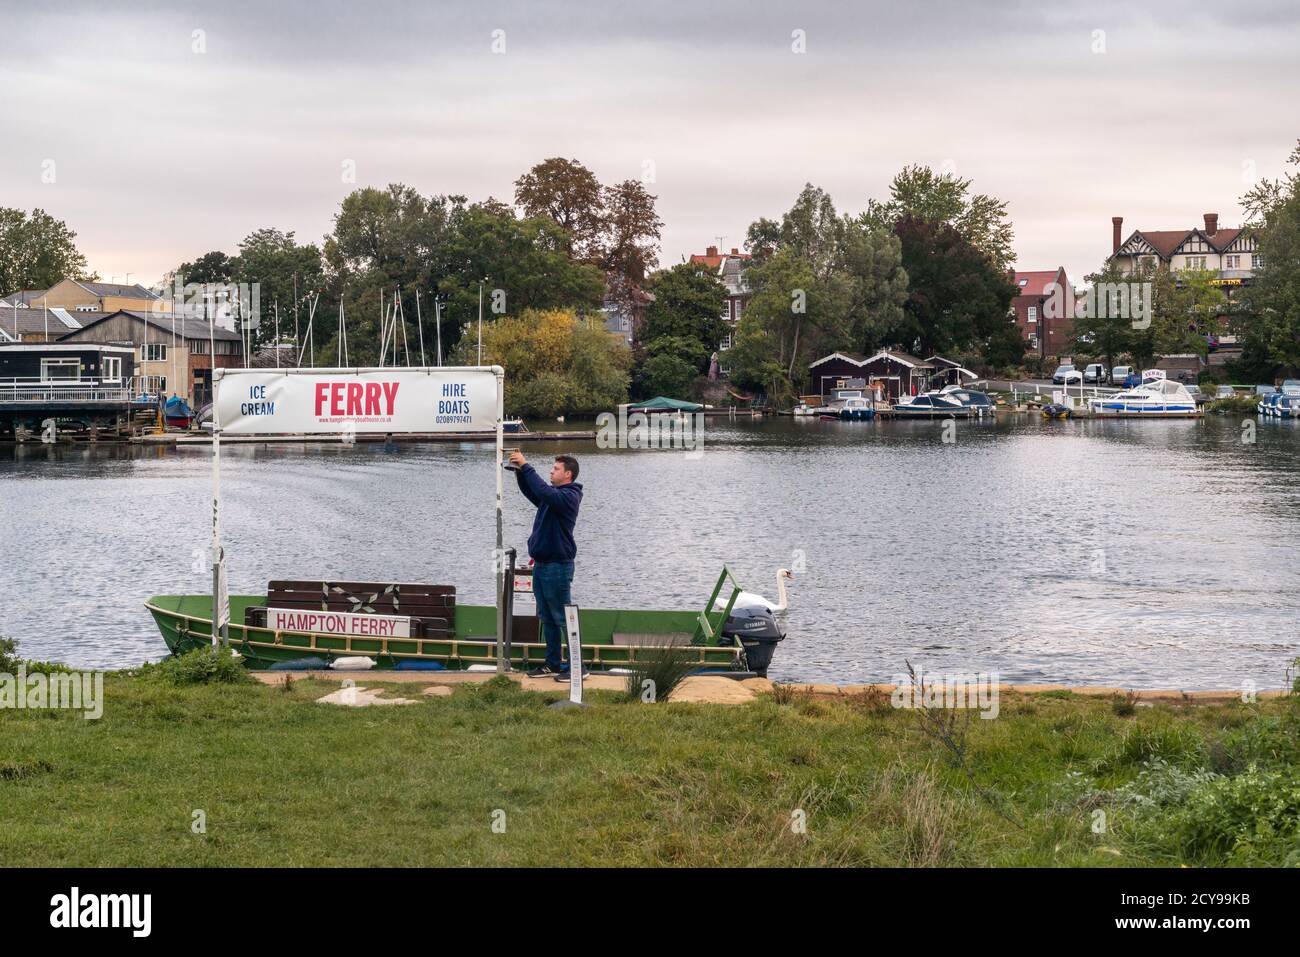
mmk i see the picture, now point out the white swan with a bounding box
[715,569,794,614]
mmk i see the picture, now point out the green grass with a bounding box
[3,674,1299,867]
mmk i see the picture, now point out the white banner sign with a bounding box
[214,367,500,435]
[267,607,413,638]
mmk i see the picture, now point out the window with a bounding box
[1225,255,1240,269]
[102,356,122,383]
[40,358,80,381]
[75,305,98,312]
[141,343,167,361]
[720,333,732,350]
[1184,256,1206,270]
[1252,254,1265,269]
[720,301,731,322]
[1026,306,1037,324]
[1029,334,1039,349]
[733,299,743,321]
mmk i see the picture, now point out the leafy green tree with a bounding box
[172,251,234,285]
[1238,139,1300,376]
[642,262,727,365]
[893,215,1017,357]
[864,165,1015,273]
[740,185,907,392]
[232,228,323,344]
[1075,259,1144,368]
[0,207,93,294]
[637,350,698,399]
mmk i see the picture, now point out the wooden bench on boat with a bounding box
[244,580,455,640]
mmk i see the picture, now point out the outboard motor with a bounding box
[720,604,786,677]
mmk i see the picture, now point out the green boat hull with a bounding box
[145,594,746,671]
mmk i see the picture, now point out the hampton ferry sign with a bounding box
[213,367,499,434]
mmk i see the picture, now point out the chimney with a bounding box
[1112,216,1123,254]
[705,245,718,257]
[1203,213,1218,237]
[730,247,739,255]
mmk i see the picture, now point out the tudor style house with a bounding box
[689,245,752,354]
[1110,213,1258,294]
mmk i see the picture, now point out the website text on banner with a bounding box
[213,368,500,435]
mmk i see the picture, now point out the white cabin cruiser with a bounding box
[1089,378,1197,414]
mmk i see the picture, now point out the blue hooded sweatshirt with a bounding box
[515,463,583,562]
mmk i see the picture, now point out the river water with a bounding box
[1,415,1297,689]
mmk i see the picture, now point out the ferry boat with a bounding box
[1088,378,1198,414]
[146,567,788,676]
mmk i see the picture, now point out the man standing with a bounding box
[509,451,584,679]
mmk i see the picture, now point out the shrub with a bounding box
[141,646,251,686]
[622,642,697,703]
[1161,765,1300,865]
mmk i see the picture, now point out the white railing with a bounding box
[0,376,161,404]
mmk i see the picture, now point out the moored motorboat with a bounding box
[838,396,875,420]
[1041,403,1072,419]
[890,392,970,418]
[1088,379,1197,414]
[939,385,995,416]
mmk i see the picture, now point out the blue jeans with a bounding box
[532,560,574,670]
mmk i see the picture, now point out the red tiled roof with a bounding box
[689,247,751,269]
[1127,227,1244,258]
[1206,228,1241,251]
[1012,270,1061,296]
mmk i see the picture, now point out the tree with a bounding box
[739,186,908,391]
[459,307,630,415]
[641,262,727,367]
[225,228,323,346]
[893,216,1018,358]
[1074,259,1142,369]
[1238,139,1300,376]
[513,158,606,259]
[600,179,662,298]
[172,251,234,285]
[864,165,1015,273]
[0,207,93,293]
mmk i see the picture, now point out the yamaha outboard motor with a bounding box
[720,604,786,677]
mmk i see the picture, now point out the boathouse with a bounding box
[926,356,979,387]
[0,342,148,439]
[858,350,934,399]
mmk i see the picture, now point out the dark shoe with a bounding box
[527,665,559,677]
[554,667,589,682]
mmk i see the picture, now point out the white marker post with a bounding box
[550,603,588,709]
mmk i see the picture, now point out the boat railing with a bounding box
[698,565,744,644]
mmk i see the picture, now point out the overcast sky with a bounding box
[2,0,1297,288]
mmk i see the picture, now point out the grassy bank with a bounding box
[3,667,1300,867]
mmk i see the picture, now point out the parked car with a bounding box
[1084,363,1107,383]
[1052,364,1082,385]
[1255,384,1277,396]
[1215,385,1236,399]
[1185,384,1209,404]
[1110,366,1132,385]
[1281,379,1300,396]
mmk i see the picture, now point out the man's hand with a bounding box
[508,450,527,468]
